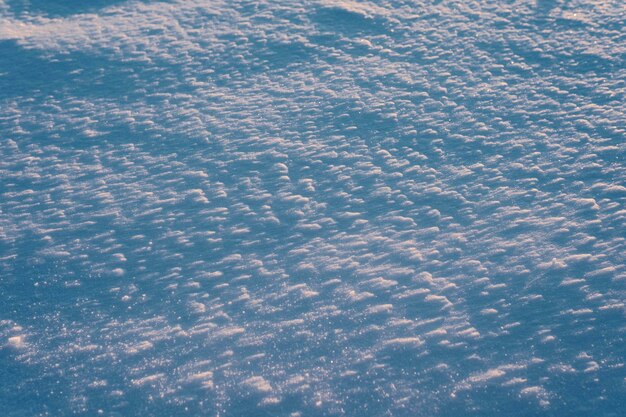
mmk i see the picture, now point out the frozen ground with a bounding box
[0,0,625,416]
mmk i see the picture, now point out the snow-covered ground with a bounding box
[1,0,625,415]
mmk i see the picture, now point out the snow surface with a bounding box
[0,0,625,416]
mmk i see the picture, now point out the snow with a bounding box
[1,0,625,415]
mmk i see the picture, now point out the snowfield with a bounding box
[0,0,625,416]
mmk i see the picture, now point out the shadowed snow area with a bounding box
[0,0,625,416]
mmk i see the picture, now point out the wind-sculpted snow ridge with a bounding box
[0,0,625,416]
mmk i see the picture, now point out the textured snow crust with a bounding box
[0,0,625,416]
